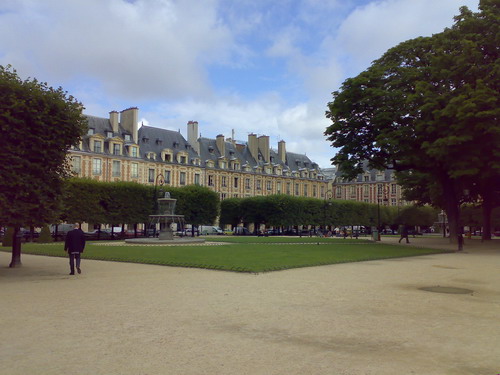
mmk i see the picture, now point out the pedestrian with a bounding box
[64,223,86,275]
[398,225,410,243]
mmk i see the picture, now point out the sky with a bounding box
[0,0,479,168]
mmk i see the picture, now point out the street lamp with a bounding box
[151,173,165,237]
[377,186,389,241]
[438,210,447,238]
[323,189,333,234]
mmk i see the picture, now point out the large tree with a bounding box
[0,66,86,266]
[325,2,499,243]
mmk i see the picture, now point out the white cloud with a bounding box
[0,0,234,100]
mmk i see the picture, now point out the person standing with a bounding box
[64,224,86,275]
[398,225,410,243]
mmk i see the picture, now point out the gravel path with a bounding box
[1,237,499,375]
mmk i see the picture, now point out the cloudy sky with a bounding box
[0,0,478,168]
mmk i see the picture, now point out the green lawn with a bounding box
[1,238,448,273]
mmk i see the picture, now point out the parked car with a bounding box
[84,230,112,240]
[200,226,224,235]
[233,227,251,236]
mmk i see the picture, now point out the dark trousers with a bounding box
[69,253,81,273]
[399,235,409,243]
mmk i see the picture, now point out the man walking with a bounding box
[398,225,410,244]
[64,224,86,275]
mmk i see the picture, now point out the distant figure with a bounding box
[64,224,86,275]
[398,225,410,244]
[343,228,348,239]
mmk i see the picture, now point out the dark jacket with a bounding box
[64,228,86,253]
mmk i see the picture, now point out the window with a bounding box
[350,186,356,196]
[130,147,138,158]
[92,158,102,175]
[131,163,138,178]
[266,180,272,191]
[313,185,317,197]
[113,144,121,155]
[364,185,369,195]
[93,140,102,153]
[391,184,397,194]
[87,128,95,135]
[287,182,291,195]
[106,131,113,138]
[336,187,342,198]
[245,178,251,189]
[220,161,226,169]
[194,174,200,185]
[304,184,308,196]
[222,176,227,187]
[148,169,155,183]
[112,161,121,177]
[180,172,186,185]
[124,134,131,141]
[377,184,383,195]
[180,156,187,164]
[208,175,214,186]
[164,170,171,184]
[256,180,261,190]
[164,153,171,162]
[391,198,397,206]
[234,177,239,188]
[376,173,384,181]
[277,182,281,194]
[72,156,81,173]
[295,183,299,195]
[320,186,325,198]
[364,175,369,182]
[221,193,226,200]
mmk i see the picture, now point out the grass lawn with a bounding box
[1,237,449,273]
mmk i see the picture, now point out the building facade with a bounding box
[68,107,329,200]
[325,162,408,208]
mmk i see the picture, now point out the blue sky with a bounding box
[0,0,479,168]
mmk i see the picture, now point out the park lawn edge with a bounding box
[0,243,452,274]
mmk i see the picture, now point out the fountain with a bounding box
[125,192,205,244]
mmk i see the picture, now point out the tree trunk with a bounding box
[9,227,22,268]
[481,188,493,241]
[442,176,460,245]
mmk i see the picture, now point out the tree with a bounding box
[174,185,220,235]
[325,2,499,244]
[0,66,86,266]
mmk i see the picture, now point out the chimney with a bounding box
[109,111,119,133]
[258,135,270,163]
[120,107,139,143]
[187,121,200,155]
[248,133,258,161]
[216,134,225,157]
[278,140,286,163]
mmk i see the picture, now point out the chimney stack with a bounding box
[187,121,200,155]
[248,133,258,161]
[216,134,225,157]
[120,107,139,143]
[109,111,119,133]
[258,135,270,163]
[278,140,286,163]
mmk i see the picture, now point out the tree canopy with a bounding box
[325,2,499,242]
[0,65,87,266]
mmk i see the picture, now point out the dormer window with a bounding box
[180,156,187,164]
[87,128,95,135]
[93,140,102,153]
[208,146,214,154]
[164,154,171,162]
[156,139,163,145]
[173,141,179,148]
[142,137,149,143]
[124,134,131,142]
[130,146,138,158]
[106,131,113,138]
[147,152,156,160]
[113,144,121,155]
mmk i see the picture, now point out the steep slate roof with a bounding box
[334,160,393,182]
[82,115,131,153]
[138,126,199,162]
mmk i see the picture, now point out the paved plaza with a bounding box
[1,237,499,375]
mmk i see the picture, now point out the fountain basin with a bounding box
[125,237,206,245]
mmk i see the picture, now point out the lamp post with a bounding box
[377,186,389,241]
[438,210,447,238]
[151,173,165,237]
[323,189,333,234]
